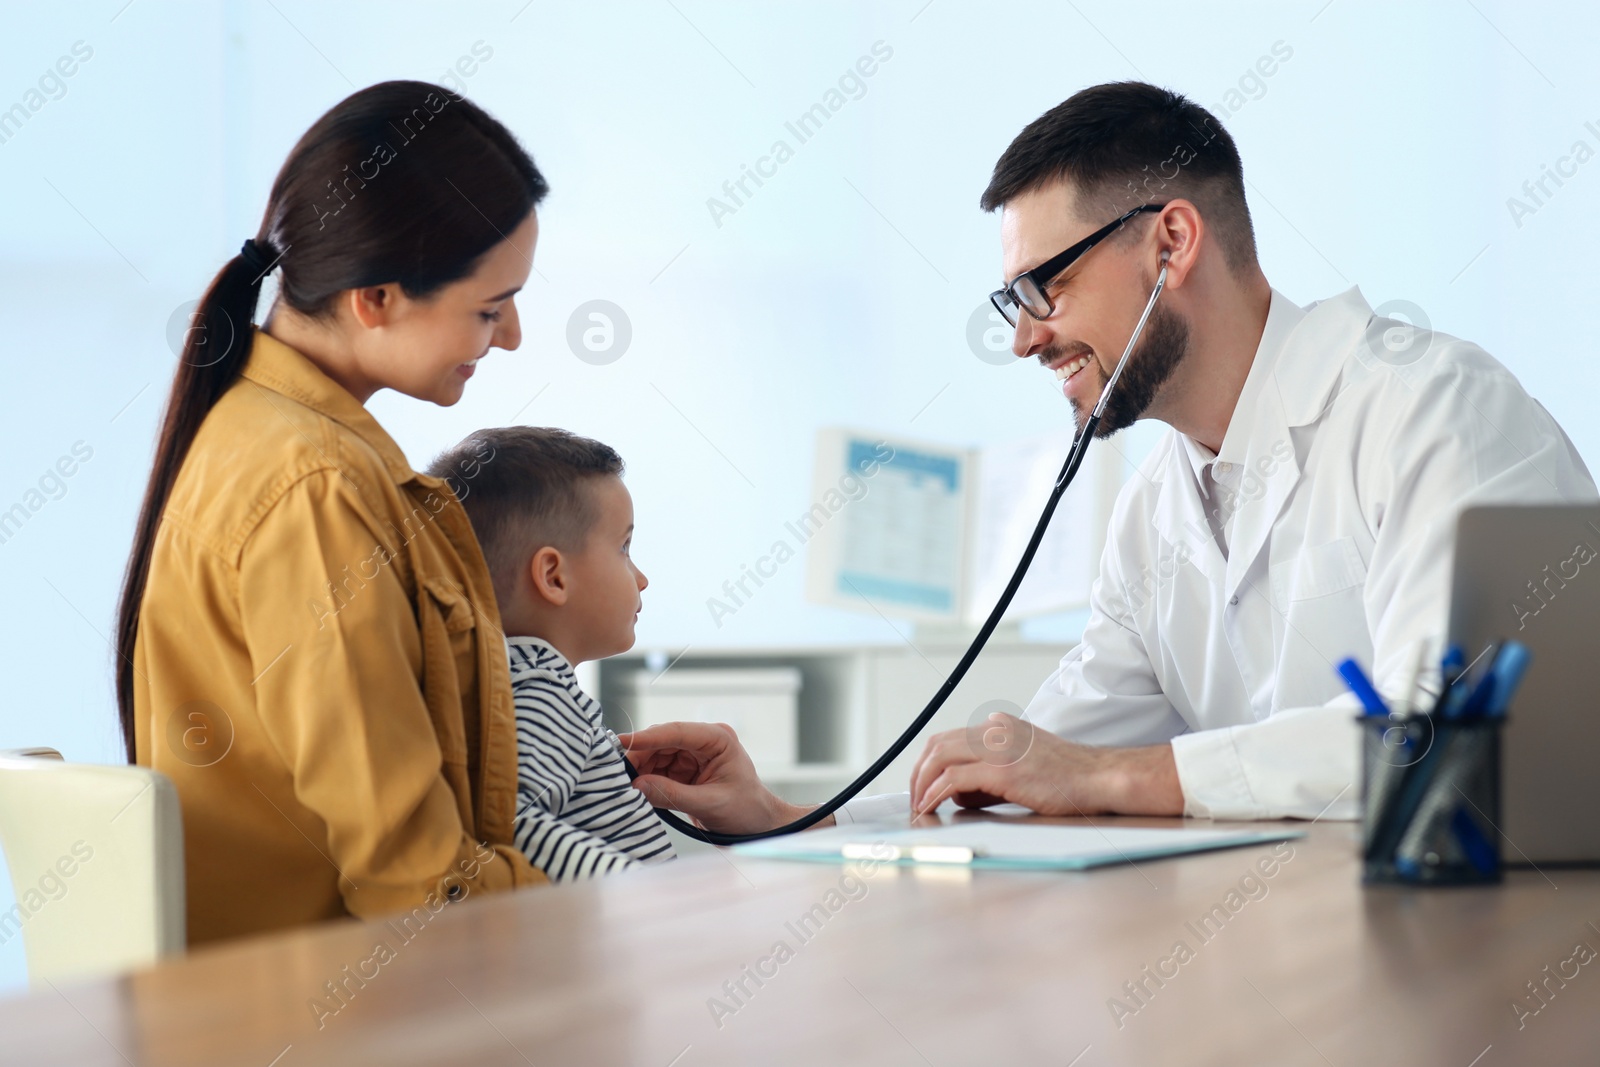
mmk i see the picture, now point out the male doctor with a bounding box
[621,81,1598,828]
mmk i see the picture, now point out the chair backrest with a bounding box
[0,748,185,985]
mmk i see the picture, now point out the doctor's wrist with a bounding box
[1103,743,1185,816]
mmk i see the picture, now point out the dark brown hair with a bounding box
[427,427,625,607]
[981,81,1256,271]
[114,81,548,762]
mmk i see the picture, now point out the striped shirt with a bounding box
[507,636,676,882]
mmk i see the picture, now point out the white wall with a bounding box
[1,0,1596,991]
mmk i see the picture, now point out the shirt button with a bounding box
[1229,595,1239,606]
[1216,462,1233,474]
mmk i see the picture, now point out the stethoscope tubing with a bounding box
[628,261,1171,845]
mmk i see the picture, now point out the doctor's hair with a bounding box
[114,80,548,763]
[980,81,1256,273]
[427,427,626,606]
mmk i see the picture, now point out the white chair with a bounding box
[0,748,186,985]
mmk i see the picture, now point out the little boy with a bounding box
[428,427,674,882]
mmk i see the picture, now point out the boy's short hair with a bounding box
[427,427,624,602]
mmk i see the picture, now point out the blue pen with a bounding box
[1484,642,1531,718]
[1442,641,1499,719]
[1441,644,1465,682]
[1452,642,1503,720]
[1431,644,1466,716]
[1337,657,1390,718]
[1451,807,1499,876]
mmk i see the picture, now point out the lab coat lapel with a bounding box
[1222,383,1300,603]
[1222,287,1375,605]
[1150,453,1224,583]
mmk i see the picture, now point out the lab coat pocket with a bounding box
[1271,537,1371,705]
[1270,536,1367,612]
[420,575,479,765]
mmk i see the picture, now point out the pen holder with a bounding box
[1359,714,1503,885]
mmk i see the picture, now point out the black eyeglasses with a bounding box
[989,203,1166,328]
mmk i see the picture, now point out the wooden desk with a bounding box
[2,814,1596,1066]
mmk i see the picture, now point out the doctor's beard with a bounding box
[1062,296,1190,438]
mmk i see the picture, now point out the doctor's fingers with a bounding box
[914,761,1013,816]
[619,720,736,756]
[629,748,709,783]
[910,732,988,811]
[631,773,719,819]
[910,725,982,806]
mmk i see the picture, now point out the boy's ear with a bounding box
[528,545,569,606]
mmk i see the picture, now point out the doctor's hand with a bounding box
[908,712,1185,817]
[618,721,823,836]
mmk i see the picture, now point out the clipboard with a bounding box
[732,821,1304,871]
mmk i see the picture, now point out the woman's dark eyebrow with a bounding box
[484,286,522,303]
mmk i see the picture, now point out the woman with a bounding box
[116,81,549,944]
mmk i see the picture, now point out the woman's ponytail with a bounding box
[115,81,546,764]
[113,239,274,762]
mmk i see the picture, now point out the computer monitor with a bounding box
[803,427,1117,626]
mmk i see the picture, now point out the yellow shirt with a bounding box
[133,328,546,945]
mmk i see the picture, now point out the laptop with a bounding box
[1449,503,1600,865]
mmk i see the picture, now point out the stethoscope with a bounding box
[621,254,1172,845]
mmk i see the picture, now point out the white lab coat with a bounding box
[1028,285,1596,820]
[837,285,1597,826]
